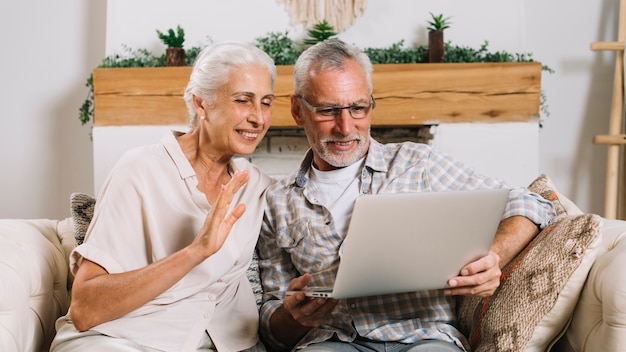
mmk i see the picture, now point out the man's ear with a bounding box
[291,95,305,127]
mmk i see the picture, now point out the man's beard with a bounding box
[316,133,369,168]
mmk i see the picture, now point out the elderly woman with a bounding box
[51,41,276,352]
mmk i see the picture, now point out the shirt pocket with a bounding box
[276,219,342,281]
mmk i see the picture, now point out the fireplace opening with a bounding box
[246,126,435,179]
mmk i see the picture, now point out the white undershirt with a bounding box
[309,158,365,237]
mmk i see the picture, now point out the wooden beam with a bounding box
[594,134,626,145]
[590,41,625,51]
[370,62,541,126]
[93,62,542,127]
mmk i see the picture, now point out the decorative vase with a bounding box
[428,30,445,63]
[166,47,185,66]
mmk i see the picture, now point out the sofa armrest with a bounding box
[0,218,74,352]
[564,218,626,351]
[56,217,77,289]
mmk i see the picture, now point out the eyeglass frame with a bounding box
[295,94,376,121]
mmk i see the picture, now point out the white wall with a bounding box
[526,0,617,215]
[0,0,105,219]
[433,123,539,188]
[0,0,619,218]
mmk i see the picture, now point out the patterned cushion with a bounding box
[68,192,264,308]
[456,175,602,351]
[527,174,583,218]
[247,250,263,308]
[69,192,96,245]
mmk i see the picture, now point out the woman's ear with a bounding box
[291,95,305,127]
[192,95,206,120]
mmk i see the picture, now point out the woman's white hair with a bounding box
[183,41,276,126]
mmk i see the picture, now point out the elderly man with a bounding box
[258,39,555,352]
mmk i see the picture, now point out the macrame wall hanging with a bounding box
[277,0,368,32]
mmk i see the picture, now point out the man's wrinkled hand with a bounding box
[443,251,501,297]
[282,274,338,328]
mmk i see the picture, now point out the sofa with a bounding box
[1,175,625,352]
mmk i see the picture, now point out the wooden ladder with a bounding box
[591,0,626,219]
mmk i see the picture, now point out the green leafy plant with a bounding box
[362,39,550,66]
[253,31,302,65]
[79,74,94,126]
[427,13,452,31]
[100,45,166,68]
[183,45,204,66]
[364,40,427,64]
[303,19,338,45]
[363,40,428,64]
[156,25,185,48]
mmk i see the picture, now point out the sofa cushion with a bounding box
[69,192,96,245]
[0,219,72,352]
[457,214,601,351]
[456,175,602,351]
[527,173,584,218]
[563,218,626,350]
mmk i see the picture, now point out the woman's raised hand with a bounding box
[192,169,249,259]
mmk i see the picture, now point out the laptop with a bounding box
[287,188,509,299]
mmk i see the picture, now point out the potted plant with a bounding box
[427,13,451,63]
[157,25,185,66]
[303,19,338,45]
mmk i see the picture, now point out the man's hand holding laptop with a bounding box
[445,214,542,297]
[443,249,501,297]
[269,274,338,346]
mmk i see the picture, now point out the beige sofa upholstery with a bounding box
[1,196,625,351]
[562,218,626,351]
[0,218,75,352]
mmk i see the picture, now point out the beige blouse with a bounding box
[64,131,272,352]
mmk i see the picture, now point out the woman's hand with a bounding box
[192,169,249,259]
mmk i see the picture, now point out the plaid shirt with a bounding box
[258,139,555,351]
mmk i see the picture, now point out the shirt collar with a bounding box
[363,138,389,174]
[294,150,315,188]
[161,131,192,179]
[161,130,239,180]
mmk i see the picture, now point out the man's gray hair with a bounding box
[293,39,373,97]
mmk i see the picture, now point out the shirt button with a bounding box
[350,303,357,309]
[208,294,216,300]
[203,312,210,319]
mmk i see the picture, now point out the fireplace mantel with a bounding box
[92,62,542,127]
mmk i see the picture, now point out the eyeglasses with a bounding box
[296,95,376,121]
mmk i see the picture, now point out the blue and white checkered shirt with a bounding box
[258,139,555,351]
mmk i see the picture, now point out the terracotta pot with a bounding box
[166,47,185,66]
[428,30,445,63]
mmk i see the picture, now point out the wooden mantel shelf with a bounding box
[93,62,542,127]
